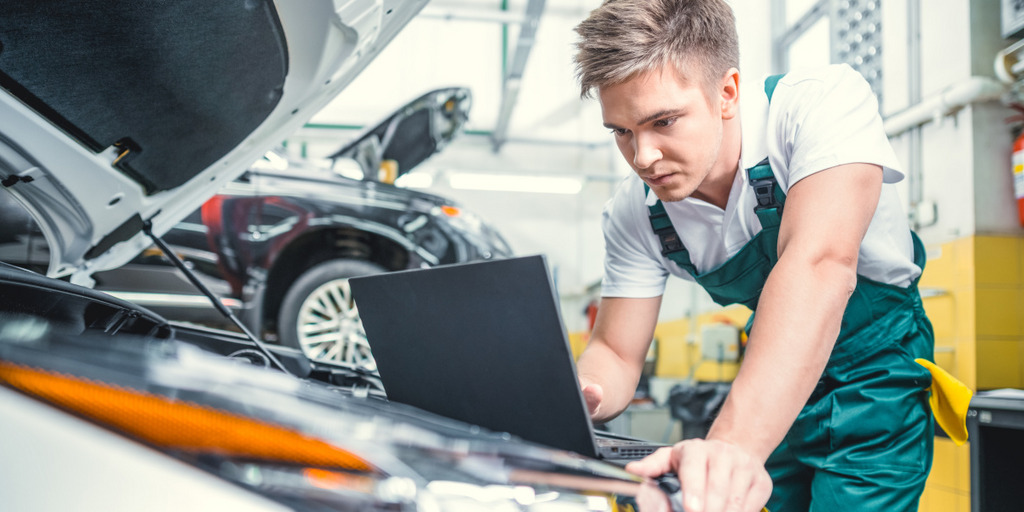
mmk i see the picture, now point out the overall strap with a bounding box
[749,74,787,230]
[646,184,699,276]
[748,158,786,229]
[764,73,783,101]
[644,73,787,277]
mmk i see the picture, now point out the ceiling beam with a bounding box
[490,0,546,152]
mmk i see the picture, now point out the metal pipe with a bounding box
[906,0,924,221]
[884,76,1006,138]
[769,0,786,74]
[418,6,527,24]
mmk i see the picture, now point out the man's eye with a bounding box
[654,117,677,128]
[609,128,628,136]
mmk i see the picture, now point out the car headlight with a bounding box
[0,326,640,512]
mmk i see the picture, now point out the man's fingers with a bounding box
[741,470,773,512]
[624,446,674,477]
[581,383,603,417]
[701,444,734,512]
[675,441,708,512]
[629,439,772,512]
[636,480,672,512]
[720,456,754,512]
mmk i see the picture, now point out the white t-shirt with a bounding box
[601,64,920,299]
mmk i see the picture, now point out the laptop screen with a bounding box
[349,255,600,457]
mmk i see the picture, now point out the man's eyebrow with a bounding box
[603,108,685,130]
[637,108,684,126]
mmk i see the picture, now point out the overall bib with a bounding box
[645,77,935,511]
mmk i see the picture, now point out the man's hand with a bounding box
[581,380,604,418]
[576,296,662,422]
[626,440,772,512]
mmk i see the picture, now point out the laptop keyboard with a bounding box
[600,439,660,458]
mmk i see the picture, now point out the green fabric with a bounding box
[764,73,784,101]
[642,74,935,511]
[765,237,934,511]
[766,306,934,511]
[647,183,934,509]
[646,192,698,276]
[645,165,780,310]
[748,160,784,230]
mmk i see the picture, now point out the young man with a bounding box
[573,1,934,511]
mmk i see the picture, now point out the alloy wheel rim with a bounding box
[295,278,376,371]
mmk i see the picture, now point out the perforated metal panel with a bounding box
[831,0,884,108]
[1002,0,1024,38]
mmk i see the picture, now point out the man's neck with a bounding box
[692,117,742,210]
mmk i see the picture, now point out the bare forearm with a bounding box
[577,340,644,421]
[576,296,662,422]
[707,255,856,462]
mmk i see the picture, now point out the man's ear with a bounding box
[720,68,740,120]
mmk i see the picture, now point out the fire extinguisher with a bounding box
[1014,130,1024,227]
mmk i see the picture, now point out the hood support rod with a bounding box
[142,222,294,376]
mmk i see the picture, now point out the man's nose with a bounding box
[632,133,662,169]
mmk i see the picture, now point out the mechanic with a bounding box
[571,1,936,511]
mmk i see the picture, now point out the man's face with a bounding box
[598,66,727,203]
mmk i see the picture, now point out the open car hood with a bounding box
[327,87,471,183]
[0,0,426,285]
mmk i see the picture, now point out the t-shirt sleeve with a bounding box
[600,180,671,298]
[766,64,903,190]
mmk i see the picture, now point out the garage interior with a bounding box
[1,0,1023,510]
[276,1,1024,510]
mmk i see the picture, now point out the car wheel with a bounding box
[277,259,385,369]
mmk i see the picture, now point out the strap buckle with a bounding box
[748,159,783,216]
[649,211,684,255]
[751,177,779,210]
[657,229,684,255]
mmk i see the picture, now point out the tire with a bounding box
[277,259,385,369]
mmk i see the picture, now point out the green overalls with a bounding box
[645,77,935,511]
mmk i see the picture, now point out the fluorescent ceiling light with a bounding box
[448,173,582,194]
[395,172,434,189]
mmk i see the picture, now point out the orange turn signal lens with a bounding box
[0,361,374,472]
[303,468,376,492]
[439,205,461,217]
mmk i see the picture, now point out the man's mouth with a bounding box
[643,173,673,186]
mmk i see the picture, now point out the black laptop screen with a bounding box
[349,255,599,457]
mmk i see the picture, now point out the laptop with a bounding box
[348,254,663,461]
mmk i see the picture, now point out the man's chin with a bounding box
[651,187,692,203]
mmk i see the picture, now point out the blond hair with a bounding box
[573,0,739,99]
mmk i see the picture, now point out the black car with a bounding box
[0,3,643,510]
[1,87,513,369]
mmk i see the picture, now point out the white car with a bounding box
[0,2,649,510]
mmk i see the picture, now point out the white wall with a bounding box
[883,0,1021,244]
[283,1,805,331]
[970,0,1021,235]
[290,0,1024,327]
[438,0,775,329]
